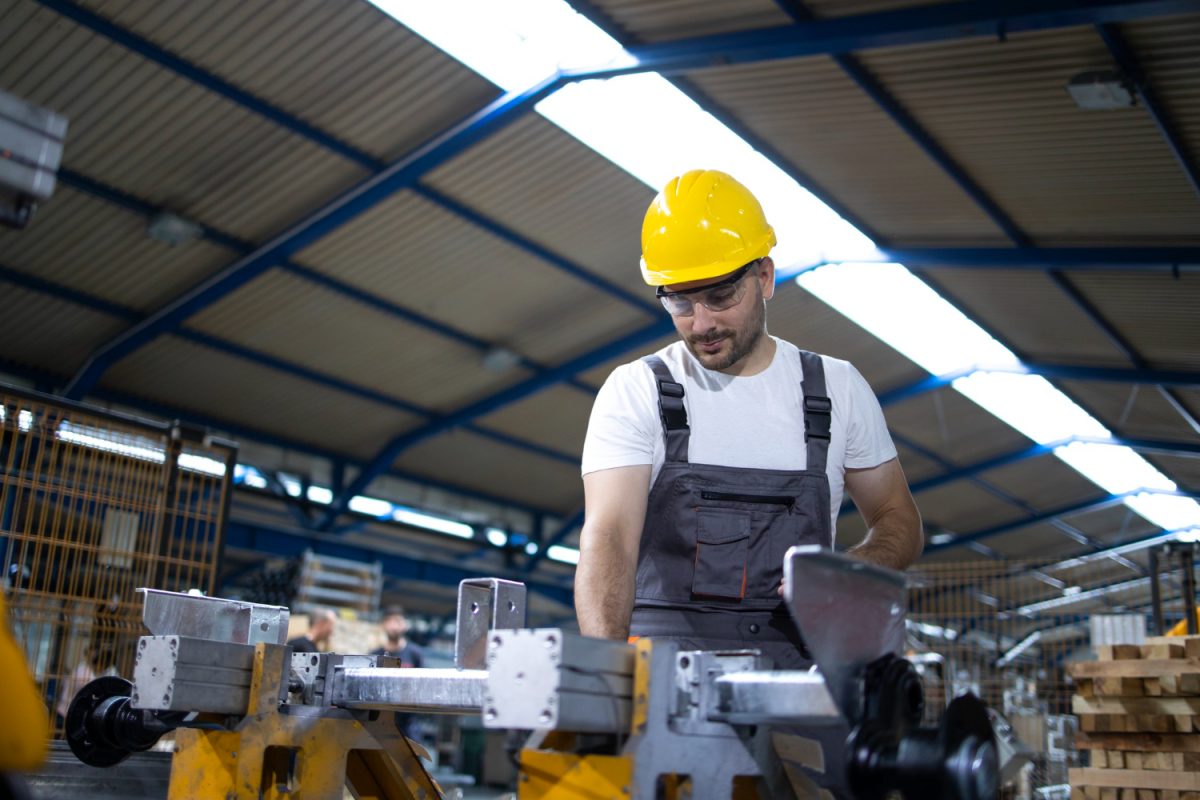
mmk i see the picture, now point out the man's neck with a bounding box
[720,333,776,377]
[388,637,407,651]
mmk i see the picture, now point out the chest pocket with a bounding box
[692,509,751,599]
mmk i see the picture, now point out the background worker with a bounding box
[286,607,336,654]
[371,606,424,739]
[575,169,923,669]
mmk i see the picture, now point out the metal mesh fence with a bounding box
[907,553,1189,799]
[0,383,236,737]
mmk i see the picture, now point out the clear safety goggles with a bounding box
[655,261,757,317]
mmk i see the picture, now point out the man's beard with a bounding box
[683,293,767,371]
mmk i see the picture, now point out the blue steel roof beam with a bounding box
[1045,269,1200,436]
[317,316,676,531]
[40,6,653,368]
[878,246,1200,270]
[1098,23,1200,201]
[765,1,1199,469]
[410,185,656,314]
[62,76,562,400]
[0,357,564,520]
[558,1,1200,81]
[523,507,586,573]
[772,0,1030,246]
[33,0,381,172]
[0,265,580,467]
[877,364,1200,407]
[885,431,1119,557]
[923,490,1199,555]
[56,170,604,400]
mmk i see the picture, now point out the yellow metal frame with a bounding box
[168,643,441,800]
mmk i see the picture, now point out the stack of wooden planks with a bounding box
[1067,636,1200,800]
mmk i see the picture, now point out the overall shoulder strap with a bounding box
[642,355,689,463]
[798,350,831,473]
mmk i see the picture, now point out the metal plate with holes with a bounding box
[484,628,634,733]
[453,578,526,670]
[138,588,289,645]
[131,635,255,714]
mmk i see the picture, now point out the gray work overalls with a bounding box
[628,350,833,670]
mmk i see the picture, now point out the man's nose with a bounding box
[691,300,718,331]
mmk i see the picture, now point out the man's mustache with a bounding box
[689,331,731,344]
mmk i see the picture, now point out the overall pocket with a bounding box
[692,509,751,599]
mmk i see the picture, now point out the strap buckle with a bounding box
[658,379,685,399]
[803,395,832,415]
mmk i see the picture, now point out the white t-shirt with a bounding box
[581,337,897,533]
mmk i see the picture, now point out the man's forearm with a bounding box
[575,533,637,640]
[846,508,923,571]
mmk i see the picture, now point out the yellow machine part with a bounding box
[0,590,50,771]
[1166,606,1200,637]
[168,643,441,800]
[519,750,633,800]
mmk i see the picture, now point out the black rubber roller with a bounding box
[64,676,164,767]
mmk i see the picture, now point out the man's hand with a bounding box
[575,465,652,640]
[843,457,923,570]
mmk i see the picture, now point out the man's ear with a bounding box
[760,257,775,300]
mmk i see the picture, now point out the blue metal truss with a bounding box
[316,317,675,530]
[523,507,586,573]
[39,0,1200,544]
[56,170,605,403]
[47,0,1200,400]
[0,357,563,522]
[875,246,1200,270]
[557,0,1200,80]
[876,363,1200,409]
[1099,23,1200,201]
[0,262,579,470]
[62,76,563,399]
[923,489,1198,555]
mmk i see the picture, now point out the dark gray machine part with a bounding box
[25,742,171,800]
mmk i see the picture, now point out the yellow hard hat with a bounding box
[640,169,776,287]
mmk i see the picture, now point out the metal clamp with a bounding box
[453,577,526,670]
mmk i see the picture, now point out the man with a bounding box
[370,606,424,668]
[287,607,336,654]
[370,606,424,739]
[576,169,922,669]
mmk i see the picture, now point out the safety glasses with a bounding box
[655,261,757,317]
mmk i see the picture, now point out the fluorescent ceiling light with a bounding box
[177,453,226,477]
[486,527,509,546]
[374,0,1199,542]
[307,485,333,504]
[546,544,580,565]
[524,541,540,555]
[393,505,476,539]
[57,422,165,463]
[799,263,1200,535]
[370,0,875,272]
[997,630,1041,667]
[350,495,393,517]
[18,409,33,431]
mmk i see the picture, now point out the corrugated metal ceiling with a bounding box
[856,24,1200,244]
[185,267,528,413]
[104,335,423,458]
[585,0,788,41]
[0,187,233,312]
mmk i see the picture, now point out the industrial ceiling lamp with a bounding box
[1066,69,1137,110]
[146,210,203,246]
